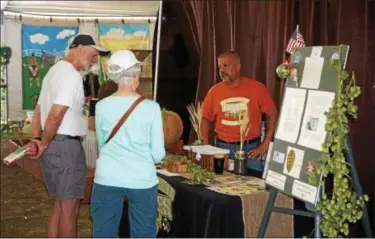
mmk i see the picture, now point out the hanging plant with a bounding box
[1,44,9,128]
[309,45,369,237]
[0,46,7,83]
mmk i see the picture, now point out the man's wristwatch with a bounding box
[32,136,42,140]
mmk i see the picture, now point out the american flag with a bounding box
[285,25,305,54]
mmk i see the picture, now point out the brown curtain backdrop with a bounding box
[233,0,295,106]
[180,0,294,105]
[179,0,294,144]
[161,0,374,235]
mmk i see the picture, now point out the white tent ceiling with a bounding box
[3,1,160,17]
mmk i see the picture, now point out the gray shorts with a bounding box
[40,136,86,200]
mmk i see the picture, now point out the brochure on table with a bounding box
[264,45,349,205]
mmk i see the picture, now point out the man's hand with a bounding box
[248,106,278,159]
[248,140,270,159]
[25,141,38,157]
[27,139,48,159]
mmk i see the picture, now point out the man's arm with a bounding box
[248,107,278,158]
[201,87,215,145]
[41,104,69,147]
[263,107,278,144]
[249,82,279,158]
[201,118,211,145]
[32,104,42,138]
[29,104,68,159]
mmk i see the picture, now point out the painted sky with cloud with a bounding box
[22,24,78,57]
[98,23,149,40]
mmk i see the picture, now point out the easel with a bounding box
[257,135,373,238]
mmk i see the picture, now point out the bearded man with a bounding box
[201,51,278,175]
[28,34,109,237]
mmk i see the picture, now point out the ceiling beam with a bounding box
[3,11,157,21]
[1,1,9,10]
[5,5,157,16]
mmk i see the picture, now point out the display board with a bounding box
[264,45,349,205]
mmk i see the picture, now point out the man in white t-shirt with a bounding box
[27,34,109,238]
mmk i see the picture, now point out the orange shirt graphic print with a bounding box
[220,97,250,126]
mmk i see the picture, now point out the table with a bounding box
[119,172,293,238]
[119,174,244,237]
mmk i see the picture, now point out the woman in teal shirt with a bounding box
[91,50,165,238]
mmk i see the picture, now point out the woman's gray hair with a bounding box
[107,64,141,85]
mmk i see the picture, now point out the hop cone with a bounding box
[276,63,291,80]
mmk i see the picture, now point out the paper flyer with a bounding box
[292,180,318,204]
[265,170,286,191]
[300,57,324,89]
[297,90,335,151]
[275,88,307,143]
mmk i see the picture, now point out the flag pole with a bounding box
[153,0,163,101]
[279,24,297,108]
[280,24,295,107]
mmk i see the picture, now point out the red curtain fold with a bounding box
[180,0,293,144]
[179,0,204,54]
[298,1,374,235]
[332,1,374,225]
[180,0,293,105]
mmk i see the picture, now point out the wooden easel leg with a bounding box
[257,188,278,238]
[314,185,323,238]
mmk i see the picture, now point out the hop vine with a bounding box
[161,154,215,184]
[309,46,369,237]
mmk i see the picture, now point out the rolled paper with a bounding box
[2,145,29,166]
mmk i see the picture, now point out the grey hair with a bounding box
[107,64,141,86]
[218,51,241,64]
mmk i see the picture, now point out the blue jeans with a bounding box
[216,138,265,172]
[90,183,158,238]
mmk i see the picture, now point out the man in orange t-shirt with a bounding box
[201,51,278,173]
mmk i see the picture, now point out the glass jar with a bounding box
[234,150,247,175]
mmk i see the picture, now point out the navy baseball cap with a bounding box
[69,34,110,56]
